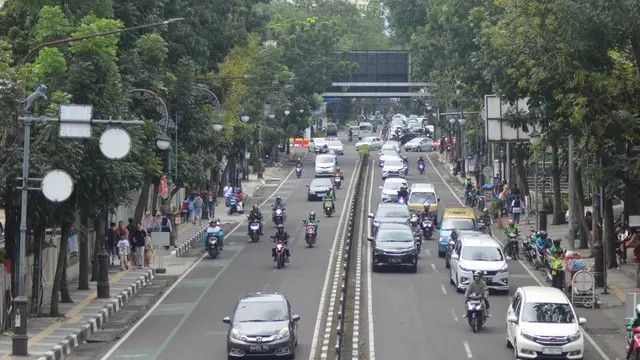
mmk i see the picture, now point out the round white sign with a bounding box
[99,128,132,160]
[41,170,74,202]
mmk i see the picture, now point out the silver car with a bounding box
[403,137,434,152]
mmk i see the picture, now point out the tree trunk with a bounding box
[50,223,70,316]
[551,145,565,225]
[576,167,591,248]
[567,137,577,251]
[29,222,45,314]
[604,195,617,268]
[590,191,600,258]
[134,182,151,224]
[514,144,530,196]
[151,184,159,215]
[90,212,106,282]
[78,216,89,290]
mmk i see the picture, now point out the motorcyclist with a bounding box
[271,224,291,261]
[417,156,425,168]
[535,230,550,254]
[397,185,409,203]
[322,193,335,213]
[303,211,320,233]
[295,157,303,169]
[272,196,286,222]
[333,166,344,179]
[548,249,565,289]
[504,218,519,237]
[549,238,564,257]
[464,271,490,318]
[626,304,640,359]
[420,204,432,220]
[205,220,224,250]
[401,155,409,166]
[247,205,264,235]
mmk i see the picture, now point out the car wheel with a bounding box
[513,341,520,359]
[505,327,513,348]
[308,195,313,201]
[455,274,464,293]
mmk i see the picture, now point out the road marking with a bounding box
[426,153,612,360]
[441,283,448,295]
[463,340,473,358]
[366,157,376,360]
[425,248,431,257]
[352,160,370,359]
[101,167,297,360]
[309,158,361,360]
[431,263,438,273]
[451,308,459,322]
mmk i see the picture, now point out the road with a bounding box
[365,150,619,360]
[94,143,360,360]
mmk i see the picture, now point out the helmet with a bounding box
[310,211,316,219]
[401,185,407,190]
[636,304,640,317]
[336,166,340,171]
[473,271,483,281]
[253,205,259,211]
[482,208,489,214]
[297,157,301,162]
[410,214,418,223]
[423,204,430,211]
[508,218,515,225]
[539,230,548,238]
[209,221,215,226]
[552,238,561,245]
[276,197,282,203]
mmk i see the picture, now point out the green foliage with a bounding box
[33,47,66,79]
[35,5,71,42]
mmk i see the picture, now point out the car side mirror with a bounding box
[578,317,587,325]
[368,213,374,219]
[367,236,374,242]
[507,314,518,323]
[223,316,231,324]
[292,314,300,322]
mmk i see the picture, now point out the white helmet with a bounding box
[636,304,640,317]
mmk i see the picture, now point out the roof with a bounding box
[410,183,435,191]
[377,202,408,209]
[384,178,407,184]
[377,223,412,231]
[459,235,501,248]
[240,292,286,303]
[520,286,569,304]
[443,207,475,218]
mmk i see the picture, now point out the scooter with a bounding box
[323,199,335,216]
[466,294,487,333]
[273,207,286,225]
[533,247,549,270]
[206,233,222,258]
[305,223,317,247]
[248,221,261,243]
[418,161,425,175]
[334,175,343,189]
[627,327,640,360]
[228,196,244,215]
[522,236,537,262]
[507,233,519,260]
[403,163,409,175]
[420,218,434,240]
[410,214,423,253]
[295,164,303,178]
[274,241,287,269]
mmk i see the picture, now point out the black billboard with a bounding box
[333,50,410,83]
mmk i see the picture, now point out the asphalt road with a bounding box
[365,150,619,360]
[97,143,360,360]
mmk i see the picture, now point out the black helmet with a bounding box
[276,197,282,202]
[253,205,259,211]
[552,238,561,245]
[539,230,548,238]
[209,221,215,226]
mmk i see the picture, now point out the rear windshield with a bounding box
[316,156,334,164]
[409,192,437,205]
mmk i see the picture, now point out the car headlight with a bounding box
[230,328,247,341]
[567,330,581,342]
[276,327,290,340]
[498,263,509,272]
[520,329,536,342]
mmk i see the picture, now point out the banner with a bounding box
[158,175,169,198]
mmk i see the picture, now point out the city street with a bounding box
[364,151,619,360]
[94,142,360,360]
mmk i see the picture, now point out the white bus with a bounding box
[358,122,374,140]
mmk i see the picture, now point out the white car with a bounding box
[403,137,434,152]
[449,232,509,292]
[355,136,382,151]
[382,141,401,153]
[327,140,344,155]
[378,149,399,167]
[506,286,586,360]
[310,137,328,153]
[381,157,405,180]
[379,178,408,202]
[315,154,336,177]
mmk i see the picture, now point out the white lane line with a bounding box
[101,166,297,360]
[451,308,459,322]
[426,154,611,360]
[430,263,438,273]
[463,340,473,358]
[440,283,448,295]
[366,157,376,360]
[425,248,431,257]
[309,158,361,360]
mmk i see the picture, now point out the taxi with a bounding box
[437,207,479,257]
[408,183,439,214]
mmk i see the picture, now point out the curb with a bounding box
[35,269,153,360]
[175,229,205,257]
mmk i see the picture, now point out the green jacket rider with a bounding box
[549,239,564,257]
[303,211,320,231]
[464,271,490,317]
[504,218,519,237]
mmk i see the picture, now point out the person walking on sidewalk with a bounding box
[152,211,162,232]
[142,211,154,233]
[181,197,189,223]
[192,192,204,225]
[510,195,523,224]
[133,222,147,268]
[115,220,128,241]
[208,191,217,220]
[224,183,233,207]
[160,213,173,233]
[107,222,117,266]
[117,233,130,270]
[144,232,154,267]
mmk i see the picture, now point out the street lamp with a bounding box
[240,114,250,123]
[212,120,224,132]
[448,118,456,162]
[284,109,291,116]
[156,133,172,150]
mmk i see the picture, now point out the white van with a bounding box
[315,154,336,177]
[358,122,373,140]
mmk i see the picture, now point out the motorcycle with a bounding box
[533,247,549,270]
[466,294,487,333]
[420,217,434,240]
[410,215,423,253]
[274,241,287,269]
[507,233,519,260]
[305,223,317,247]
[445,238,456,268]
[403,163,409,175]
[228,196,244,215]
[323,199,335,216]
[522,231,537,262]
[334,175,343,189]
[628,327,640,360]
[397,196,408,205]
[295,165,303,178]
[418,161,425,175]
[273,207,286,225]
[248,222,261,243]
[206,232,222,258]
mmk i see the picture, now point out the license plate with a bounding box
[542,347,562,355]
[249,345,270,352]
[388,257,402,263]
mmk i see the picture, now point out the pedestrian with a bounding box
[132,222,147,268]
[115,220,128,240]
[160,213,172,233]
[117,233,130,271]
[181,197,189,223]
[106,222,117,266]
[208,191,217,220]
[142,211,154,233]
[68,226,79,258]
[510,195,522,224]
[126,218,136,241]
[144,233,154,266]
[193,192,204,225]
[224,183,233,207]
[152,211,162,232]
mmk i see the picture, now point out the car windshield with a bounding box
[234,301,288,322]
[312,179,332,187]
[384,181,405,191]
[316,156,334,164]
[409,192,437,204]
[385,159,403,167]
[377,206,410,218]
[328,141,342,147]
[440,218,475,230]
[521,302,575,324]
[377,229,413,242]
[461,246,504,261]
[407,138,423,144]
[381,149,397,156]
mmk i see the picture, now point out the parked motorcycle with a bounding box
[418,161,425,175]
[206,232,222,258]
[248,222,261,243]
[273,207,286,225]
[305,223,317,247]
[533,247,549,270]
[295,164,303,178]
[507,233,519,260]
[274,241,287,269]
[323,199,335,216]
[466,294,487,333]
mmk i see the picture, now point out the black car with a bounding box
[307,178,334,201]
[368,202,411,236]
[368,223,418,272]
[224,293,299,359]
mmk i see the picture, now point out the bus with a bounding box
[358,122,373,140]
